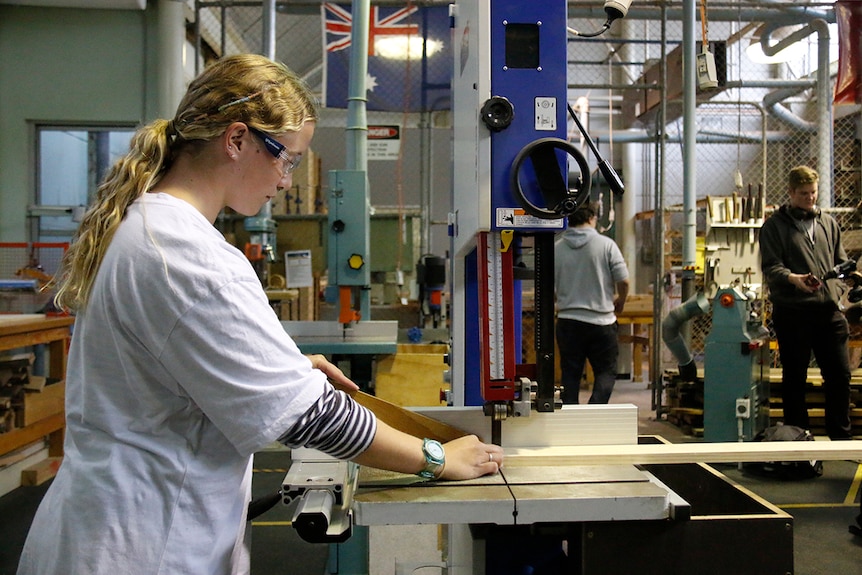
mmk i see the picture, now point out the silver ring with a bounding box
[489,453,493,463]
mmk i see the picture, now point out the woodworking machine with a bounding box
[276,1,811,573]
[703,287,771,442]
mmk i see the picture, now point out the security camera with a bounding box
[569,0,633,38]
[604,0,633,22]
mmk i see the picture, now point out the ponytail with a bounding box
[53,119,173,311]
[52,54,318,312]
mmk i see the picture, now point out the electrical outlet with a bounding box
[696,51,718,90]
[736,397,751,419]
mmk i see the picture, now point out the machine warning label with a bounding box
[496,208,564,229]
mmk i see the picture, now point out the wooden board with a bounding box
[504,439,862,466]
[350,390,468,443]
[21,381,64,426]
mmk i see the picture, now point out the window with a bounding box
[32,126,135,242]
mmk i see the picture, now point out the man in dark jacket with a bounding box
[759,165,853,440]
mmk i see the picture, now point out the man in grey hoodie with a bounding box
[554,202,630,404]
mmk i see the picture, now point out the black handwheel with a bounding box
[510,137,591,219]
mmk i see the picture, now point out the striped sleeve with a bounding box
[277,386,377,460]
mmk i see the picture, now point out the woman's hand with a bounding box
[306,354,359,392]
[438,435,504,481]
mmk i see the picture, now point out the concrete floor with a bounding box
[1,378,860,574]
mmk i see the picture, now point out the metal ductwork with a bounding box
[662,292,710,381]
[759,18,833,206]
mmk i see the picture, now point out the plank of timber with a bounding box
[669,407,703,416]
[769,407,862,418]
[0,412,65,456]
[504,439,862,466]
[349,390,468,443]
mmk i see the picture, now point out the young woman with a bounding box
[17,54,502,575]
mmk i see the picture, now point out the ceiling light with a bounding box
[374,37,442,60]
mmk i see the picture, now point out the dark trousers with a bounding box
[556,317,619,404]
[772,304,853,439]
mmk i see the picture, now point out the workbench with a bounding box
[617,294,655,382]
[0,314,72,459]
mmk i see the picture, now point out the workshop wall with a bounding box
[0,5,155,241]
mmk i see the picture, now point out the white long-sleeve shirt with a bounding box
[18,193,375,575]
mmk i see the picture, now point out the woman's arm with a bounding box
[352,420,504,481]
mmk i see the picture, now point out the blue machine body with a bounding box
[325,170,371,320]
[703,287,771,442]
[453,0,570,407]
[488,0,569,232]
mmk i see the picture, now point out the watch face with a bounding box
[425,440,445,460]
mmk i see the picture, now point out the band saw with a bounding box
[277,1,862,573]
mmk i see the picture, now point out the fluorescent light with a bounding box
[375,36,442,60]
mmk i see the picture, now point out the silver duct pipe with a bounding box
[346,0,370,171]
[245,0,278,279]
[662,292,710,380]
[155,0,185,119]
[262,0,276,59]
[681,0,696,303]
[760,19,832,206]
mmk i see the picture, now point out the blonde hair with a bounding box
[788,165,819,190]
[53,54,318,311]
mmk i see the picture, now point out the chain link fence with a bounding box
[191,2,862,416]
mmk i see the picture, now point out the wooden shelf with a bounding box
[0,314,73,458]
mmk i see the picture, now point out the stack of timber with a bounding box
[662,367,862,437]
[662,369,705,437]
[767,368,862,435]
[0,351,65,486]
[0,353,35,434]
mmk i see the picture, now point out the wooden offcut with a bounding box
[21,455,62,486]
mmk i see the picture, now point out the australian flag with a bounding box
[322,2,452,112]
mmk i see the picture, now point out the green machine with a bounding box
[703,287,771,442]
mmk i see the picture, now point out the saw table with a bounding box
[284,404,823,574]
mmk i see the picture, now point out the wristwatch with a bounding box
[418,438,445,479]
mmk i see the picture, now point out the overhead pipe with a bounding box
[566,4,834,24]
[760,19,833,206]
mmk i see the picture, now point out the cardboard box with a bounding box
[21,380,65,426]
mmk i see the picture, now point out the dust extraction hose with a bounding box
[662,292,710,380]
